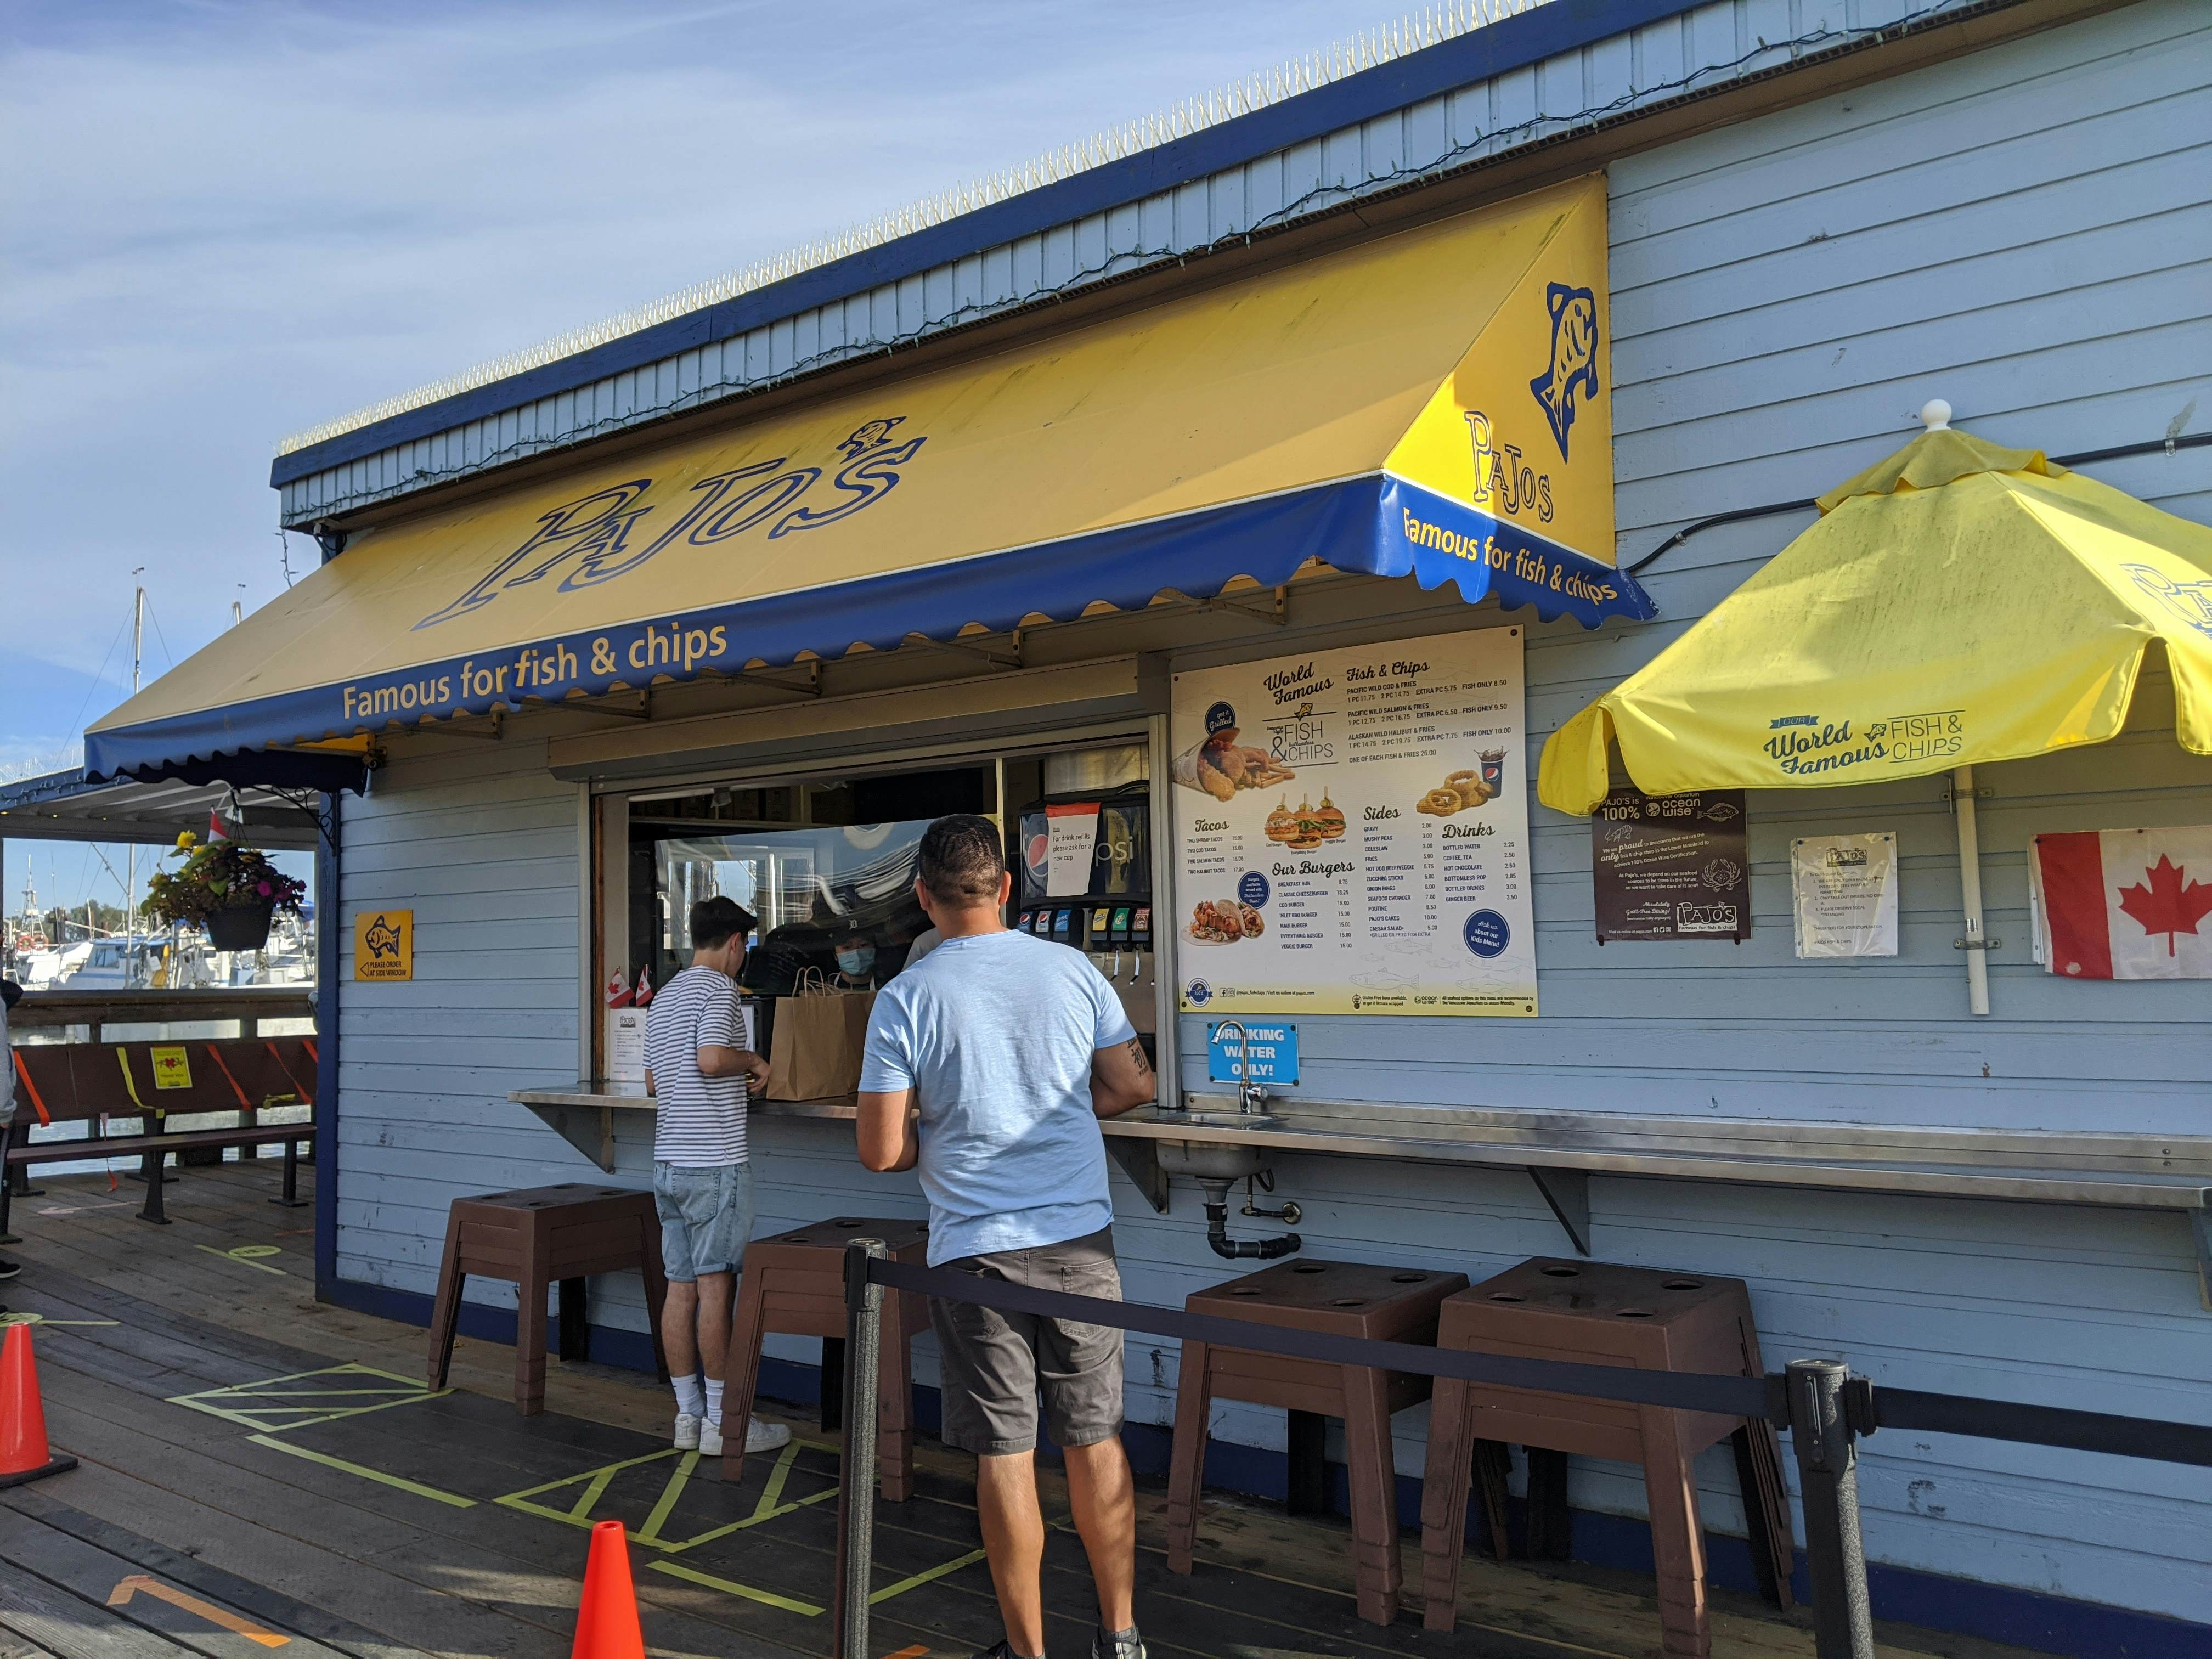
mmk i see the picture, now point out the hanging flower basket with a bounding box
[204,901,278,953]
[144,828,307,953]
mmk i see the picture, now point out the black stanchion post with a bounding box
[0,1121,19,1245]
[833,1238,888,1659]
[138,1152,172,1226]
[1786,1359,1875,1659]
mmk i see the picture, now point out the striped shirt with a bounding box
[644,966,749,1166]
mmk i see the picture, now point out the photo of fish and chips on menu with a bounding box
[1170,631,1539,1014]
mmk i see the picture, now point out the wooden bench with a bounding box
[3,1037,317,1230]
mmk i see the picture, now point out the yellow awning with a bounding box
[1537,424,2212,815]
[91,175,1652,780]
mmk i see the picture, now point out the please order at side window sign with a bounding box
[1207,1022,1300,1087]
[354,910,414,981]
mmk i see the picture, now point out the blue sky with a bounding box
[2,0,1405,906]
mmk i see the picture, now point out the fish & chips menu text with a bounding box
[1171,629,1536,1016]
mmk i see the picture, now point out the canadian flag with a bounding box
[605,970,633,1008]
[634,967,654,1007]
[2032,827,2212,980]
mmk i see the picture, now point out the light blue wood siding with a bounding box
[335,742,589,1302]
[331,2,2212,1631]
[1244,0,2212,1621]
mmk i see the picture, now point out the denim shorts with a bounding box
[929,1227,1125,1457]
[652,1160,755,1282]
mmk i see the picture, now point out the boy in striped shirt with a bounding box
[644,895,791,1456]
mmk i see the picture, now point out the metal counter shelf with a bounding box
[510,1086,2212,1304]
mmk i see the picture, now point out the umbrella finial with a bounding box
[1920,398,1953,432]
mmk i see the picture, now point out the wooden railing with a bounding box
[10,989,317,1038]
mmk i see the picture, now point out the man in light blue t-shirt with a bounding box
[857,814,1154,1659]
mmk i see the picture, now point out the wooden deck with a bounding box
[0,1161,2042,1659]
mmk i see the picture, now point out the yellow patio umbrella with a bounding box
[1539,403,2212,1014]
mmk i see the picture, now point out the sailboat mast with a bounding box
[127,575,145,974]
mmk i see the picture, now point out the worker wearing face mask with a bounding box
[833,932,882,991]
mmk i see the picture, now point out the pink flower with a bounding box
[257,881,273,896]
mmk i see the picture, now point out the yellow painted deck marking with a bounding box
[194,1244,291,1276]
[635,1451,700,1545]
[868,1546,989,1605]
[498,1441,839,1553]
[247,1432,477,1508]
[496,1447,684,1533]
[565,1463,624,1522]
[108,1575,290,1646]
[648,1559,824,1616]
[170,1362,449,1434]
[750,1440,801,1521]
[657,1485,836,1555]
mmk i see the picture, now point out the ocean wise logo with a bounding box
[1528,282,1599,461]
[416,418,925,630]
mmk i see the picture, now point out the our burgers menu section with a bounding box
[1171,628,1537,1017]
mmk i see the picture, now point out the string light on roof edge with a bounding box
[275,0,1545,456]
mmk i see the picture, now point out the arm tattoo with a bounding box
[1125,1037,1153,1078]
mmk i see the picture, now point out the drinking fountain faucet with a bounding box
[1214,1019,1271,1114]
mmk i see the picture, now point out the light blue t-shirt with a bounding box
[859,928,1136,1265]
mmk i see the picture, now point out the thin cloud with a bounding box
[1,0,1397,762]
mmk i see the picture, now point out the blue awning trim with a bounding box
[86,476,1654,778]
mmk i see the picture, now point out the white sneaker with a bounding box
[673,1412,703,1451]
[744,1416,792,1453]
[698,1415,724,1456]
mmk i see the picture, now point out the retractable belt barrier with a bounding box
[829,1240,2212,1659]
[870,1256,2212,1467]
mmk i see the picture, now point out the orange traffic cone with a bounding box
[0,1323,78,1488]
[571,1518,645,1659]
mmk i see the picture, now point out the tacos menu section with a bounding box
[1170,628,1537,1017]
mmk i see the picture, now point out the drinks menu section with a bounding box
[1171,629,1537,1017]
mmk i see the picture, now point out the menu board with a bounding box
[1171,629,1535,1017]
[1591,788,1749,941]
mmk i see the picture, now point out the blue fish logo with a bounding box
[1529,281,1599,461]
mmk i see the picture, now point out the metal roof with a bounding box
[272,0,1991,528]
[0,769,324,849]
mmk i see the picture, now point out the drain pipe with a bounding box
[1200,1177,1301,1258]
[1954,764,1992,1017]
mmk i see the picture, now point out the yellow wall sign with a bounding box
[150,1046,193,1090]
[354,910,414,981]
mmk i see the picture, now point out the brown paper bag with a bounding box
[765,968,876,1101]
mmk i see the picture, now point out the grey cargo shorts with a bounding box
[928,1227,1125,1457]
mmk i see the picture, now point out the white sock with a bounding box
[674,1374,706,1418]
[704,1378,725,1426]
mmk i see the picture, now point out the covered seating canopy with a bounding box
[87,175,1650,783]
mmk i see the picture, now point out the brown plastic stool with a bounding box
[1167,1258,1470,1626]
[427,1182,670,1415]
[1419,1257,1796,1656]
[721,1215,930,1498]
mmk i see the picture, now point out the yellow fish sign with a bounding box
[150,1046,193,1091]
[354,910,414,981]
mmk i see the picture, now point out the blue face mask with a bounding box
[837,947,875,978]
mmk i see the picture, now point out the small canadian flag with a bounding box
[605,970,633,1008]
[634,967,654,1007]
[2033,827,2212,980]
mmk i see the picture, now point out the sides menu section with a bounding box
[1170,628,1536,1016]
